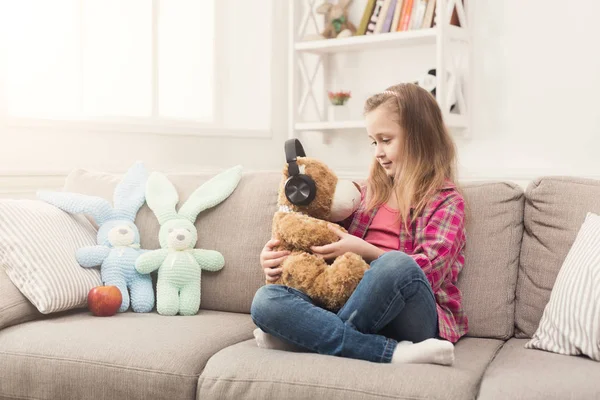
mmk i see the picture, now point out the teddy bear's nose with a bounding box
[119,228,128,235]
[177,234,185,241]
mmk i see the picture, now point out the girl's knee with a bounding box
[250,285,286,326]
[371,251,424,281]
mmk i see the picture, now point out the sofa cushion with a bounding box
[516,176,600,337]
[197,337,503,400]
[0,310,255,400]
[458,182,524,339]
[0,268,41,330]
[478,338,600,400]
[64,169,279,314]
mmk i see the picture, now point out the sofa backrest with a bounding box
[458,182,524,339]
[515,176,600,338]
[64,168,528,340]
[64,169,279,314]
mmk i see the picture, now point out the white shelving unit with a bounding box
[288,0,470,140]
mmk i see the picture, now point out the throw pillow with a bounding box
[0,268,41,330]
[525,212,600,361]
[0,199,101,314]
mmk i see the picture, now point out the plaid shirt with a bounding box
[341,182,468,343]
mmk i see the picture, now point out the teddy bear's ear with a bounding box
[282,163,289,178]
[316,2,332,14]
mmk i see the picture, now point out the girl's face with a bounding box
[365,106,403,177]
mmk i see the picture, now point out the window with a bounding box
[0,0,275,136]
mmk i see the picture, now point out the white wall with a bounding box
[1,0,600,197]
[461,0,600,181]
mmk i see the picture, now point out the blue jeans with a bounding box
[250,251,438,363]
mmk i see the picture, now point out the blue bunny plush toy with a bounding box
[37,161,154,313]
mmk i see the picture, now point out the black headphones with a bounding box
[284,139,316,206]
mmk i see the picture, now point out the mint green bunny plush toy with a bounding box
[135,165,243,316]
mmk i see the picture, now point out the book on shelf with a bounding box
[421,0,436,29]
[356,0,463,35]
[375,0,396,34]
[364,0,385,35]
[356,0,376,35]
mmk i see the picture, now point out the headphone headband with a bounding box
[285,139,306,176]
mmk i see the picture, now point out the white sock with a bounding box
[253,328,305,352]
[391,338,455,366]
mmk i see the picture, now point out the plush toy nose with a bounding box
[177,234,185,241]
[119,228,128,235]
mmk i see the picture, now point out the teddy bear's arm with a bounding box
[191,249,225,272]
[273,212,341,252]
[135,249,169,274]
[76,245,111,268]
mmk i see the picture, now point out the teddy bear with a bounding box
[316,0,357,39]
[269,139,369,312]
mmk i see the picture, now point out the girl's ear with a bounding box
[113,161,148,221]
[37,191,114,226]
[178,165,243,223]
[145,172,179,225]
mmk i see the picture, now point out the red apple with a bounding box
[87,286,122,317]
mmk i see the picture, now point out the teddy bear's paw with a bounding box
[281,252,328,294]
[321,252,369,310]
[329,252,369,277]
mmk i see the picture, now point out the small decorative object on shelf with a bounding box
[327,90,352,121]
[313,0,356,40]
[415,68,458,112]
[328,90,351,105]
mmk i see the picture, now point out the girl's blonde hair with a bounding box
[364,83,458,232]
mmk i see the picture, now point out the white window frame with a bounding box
[0,0,285,139]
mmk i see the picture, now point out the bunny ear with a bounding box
[37,191,114,226]
[178,165,243,223]
[113,161,148,221]
[145,171,179,225]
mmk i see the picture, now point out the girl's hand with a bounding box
[311,224,383,262]
[260,238,290,282]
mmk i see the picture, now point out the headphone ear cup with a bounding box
[285,175,316,206]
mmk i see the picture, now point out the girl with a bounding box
[250,83,468,365]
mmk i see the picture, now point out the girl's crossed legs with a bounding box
[250,251,454,365]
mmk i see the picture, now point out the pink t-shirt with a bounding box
[363,203,401,251]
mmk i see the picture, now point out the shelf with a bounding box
[295,113,467,132]
[294,26,468,54]
[296,120,364,131]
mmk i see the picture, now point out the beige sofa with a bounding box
[1,169,599,400]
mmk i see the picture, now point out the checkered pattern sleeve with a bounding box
[410,195,468,342]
